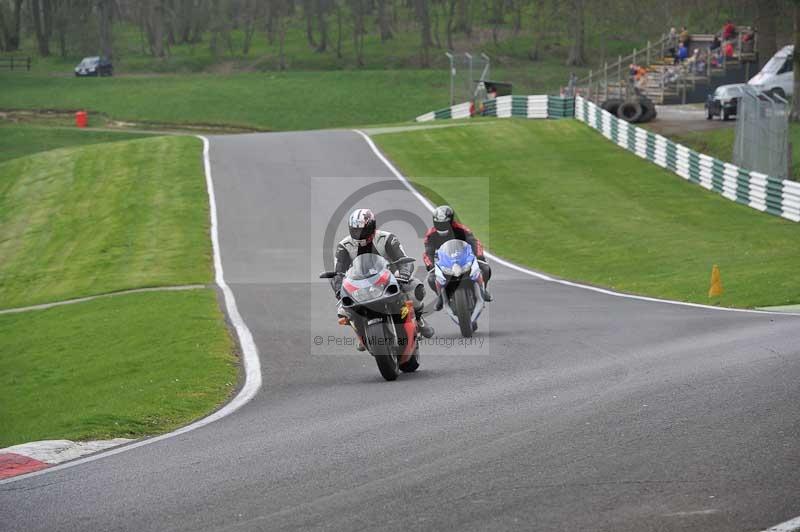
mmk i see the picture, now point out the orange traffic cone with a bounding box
[708,264,723,298]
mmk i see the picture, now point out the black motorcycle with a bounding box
[321,254,420,381]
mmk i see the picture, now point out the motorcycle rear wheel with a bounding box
[366,322,399,381]
[454,284,474,338]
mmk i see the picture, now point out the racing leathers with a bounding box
[332,230,432,338]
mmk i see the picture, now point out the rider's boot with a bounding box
[356,338,366,351]
[434,292,444,311]
[481,284,493,302]
[416,314,435,339]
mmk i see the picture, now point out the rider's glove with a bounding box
[396,272,412,284]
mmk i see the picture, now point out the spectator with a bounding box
[742,30,755,53]
[677,43,689,63]
[724,41,735,58]
[722,20,736,41]
[634,65,648,88]
[710,34,721,52]
[695,49,707,74]
[679,26,691,48]
[667,27,678,59]
[686,48,700,68]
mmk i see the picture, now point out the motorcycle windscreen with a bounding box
[348,253,390,280]
[436,240,474,270]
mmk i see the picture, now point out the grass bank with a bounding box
[0,122,152,163]
[0,136,210,308]
[0,290,235,448]
[374,119,800,308]
[0,135,237,448]
[0,65,572,131]
[671,124,800,180]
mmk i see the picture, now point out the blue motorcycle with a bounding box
[434,240,487,337]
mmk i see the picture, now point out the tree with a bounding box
[376,0,392,41]
[314,0,329,52]
[793,0,800,121]
[565,0,586,66]
[97,0,114,59]
[415,0,432,66]
[755,0,778,67]
[1,0,24,51]
[348,0,366,66]
[31,0,52,56]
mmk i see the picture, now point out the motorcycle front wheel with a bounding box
[454,283,475,338]
[366,321,399,381]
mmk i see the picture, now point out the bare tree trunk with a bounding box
[278,5,288,69]
[98,0,114,60]
[415,0,432,67]
[490,0,503,45]
[303,0,317,47]
[151,0,166,57]
[242,0,259,55]
[431,1,440,48]
[348,0,365,66]
[512,0,523,35]
[0,6,8,51]
[445,0,455,50]
[266,0,276,45]
[454,0,469,36]
[315,0,328,51]
[793,1,800,121]
[31,0,51,56]
[377,0,392,41]
[565,0,586,66]
[335,0,343,58]
[7,0,23,51]
[756,0,780,69]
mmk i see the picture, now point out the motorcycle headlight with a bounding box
[353,284,384,302]
[437,263,454,275]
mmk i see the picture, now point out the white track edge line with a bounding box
[352,128,800,319]
[0,135,263,485]
[763,516,800,532]
[0,285,206,315]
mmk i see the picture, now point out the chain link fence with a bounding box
[734,86,791,179]
[445,53,490,105]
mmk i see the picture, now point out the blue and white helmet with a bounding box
[348,208,376,245]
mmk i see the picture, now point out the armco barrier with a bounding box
[416,95,574,122]
[575,96,800,222]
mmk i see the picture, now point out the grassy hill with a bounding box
[375,119,800,308]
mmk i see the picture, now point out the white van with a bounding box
[748,45,793,99]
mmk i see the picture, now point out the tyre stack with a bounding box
[601,97,657,124]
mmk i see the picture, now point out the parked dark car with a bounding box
[74,56,113,77]
[705,84,746,120]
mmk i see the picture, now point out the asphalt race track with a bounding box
[2,130,799,532]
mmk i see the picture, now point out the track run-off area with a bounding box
[1,129,799,532]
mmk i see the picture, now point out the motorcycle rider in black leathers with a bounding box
[333,208,434,349]
[423,205,493,311]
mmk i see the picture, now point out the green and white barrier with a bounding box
[575,96,800,223]
[415,101,473,122]
[415,95,574,122]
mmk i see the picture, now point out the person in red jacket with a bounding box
[423,205,492,311]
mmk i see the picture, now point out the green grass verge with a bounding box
[0,133,237,448]
[0,122,152,164]
[0,289,236,448]
[374,119,800,308]
[672,123,800,180]
[0,135,211,308]
[0,64,576,131]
